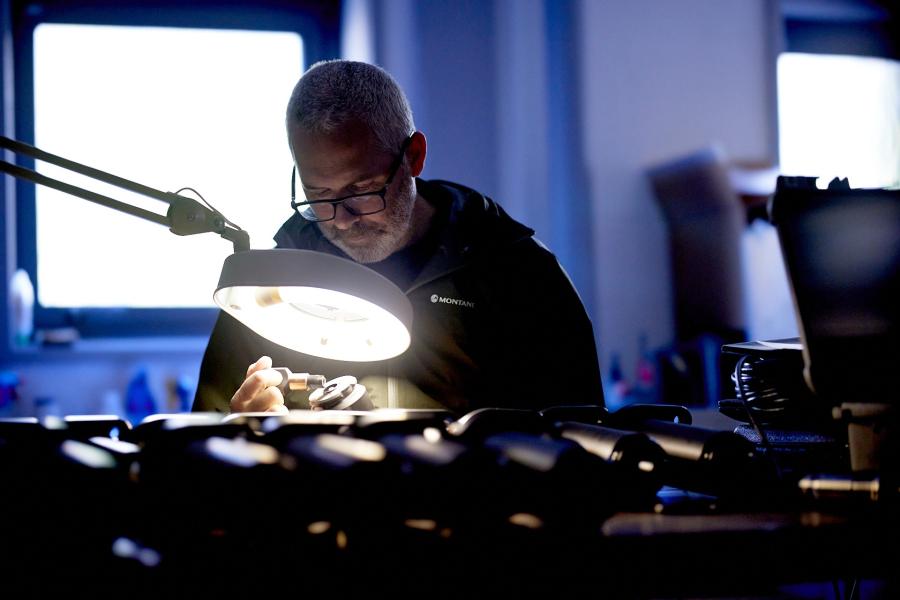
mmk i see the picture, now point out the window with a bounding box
[777,1,899,189]
[777,52,900,189]
[12,1,340,337]
[34,24,302,308]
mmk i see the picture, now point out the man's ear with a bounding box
[407,130,427,177]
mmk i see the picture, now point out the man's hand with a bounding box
[230,356,289,414]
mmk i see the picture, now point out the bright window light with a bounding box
[33,24,303,307]
[777,52,900,190]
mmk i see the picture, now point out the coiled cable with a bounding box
[719,352,823,427]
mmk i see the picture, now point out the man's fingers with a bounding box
[244,368,284,398]
[230,368,284,412]
[231,385,285,413]
[243,386,286,413]
[246,355,273,379]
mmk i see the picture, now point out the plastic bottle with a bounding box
[634,333,656,402]
[9,269,35,347]
[125,368,157,426]
[166,374,194,413]
[607,353,630,411]
[0,371,20,417]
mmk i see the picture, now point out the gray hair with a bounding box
[286,60,415,154]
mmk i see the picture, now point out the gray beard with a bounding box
[319,175,416,264]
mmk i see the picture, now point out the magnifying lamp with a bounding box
[1,136,413,361]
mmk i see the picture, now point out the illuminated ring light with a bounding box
[214,249,412,361]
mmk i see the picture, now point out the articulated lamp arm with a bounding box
[0,135,250,252]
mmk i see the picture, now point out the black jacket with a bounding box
[192,179,604,415]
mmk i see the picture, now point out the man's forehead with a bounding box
[290,120,374,153]
[290,123,386,186]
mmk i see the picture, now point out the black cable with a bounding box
[173,186,244,231]
[848,578,859,600]
[729,355,797,422]
[735,354,784,481]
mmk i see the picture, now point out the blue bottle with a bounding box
[173,375,194,413]
[0,371,20,417]
[125,368,157,427]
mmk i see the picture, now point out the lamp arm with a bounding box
[0,159,168,226]
[0,135,250,252]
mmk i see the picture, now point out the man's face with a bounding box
[289,123,416,264]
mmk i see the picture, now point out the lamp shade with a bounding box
[213,249,413,361]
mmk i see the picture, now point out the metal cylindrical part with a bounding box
[273,368,327,394]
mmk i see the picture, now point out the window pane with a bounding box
[33,24,303,307]
[777,52,900,190]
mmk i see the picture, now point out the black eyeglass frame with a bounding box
[291,134,414,222]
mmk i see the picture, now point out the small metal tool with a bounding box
[272,368,327,396]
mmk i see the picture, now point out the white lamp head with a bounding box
[214,249,412,361]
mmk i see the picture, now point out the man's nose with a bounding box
[332,203,360,230]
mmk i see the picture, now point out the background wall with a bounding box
[367,0,777,399]
[582,0,777,395]
[2,0,783,417]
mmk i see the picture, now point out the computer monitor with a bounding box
[769,175,899,407]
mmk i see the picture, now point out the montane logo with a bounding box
[431,294,476,309]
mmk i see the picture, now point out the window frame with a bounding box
[10,0,340,338]
[782,1,898,60]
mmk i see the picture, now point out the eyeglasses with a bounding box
[291,135,414,222]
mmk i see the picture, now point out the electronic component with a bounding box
[308,375,373,411]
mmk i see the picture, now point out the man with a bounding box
[193,59,603,415]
